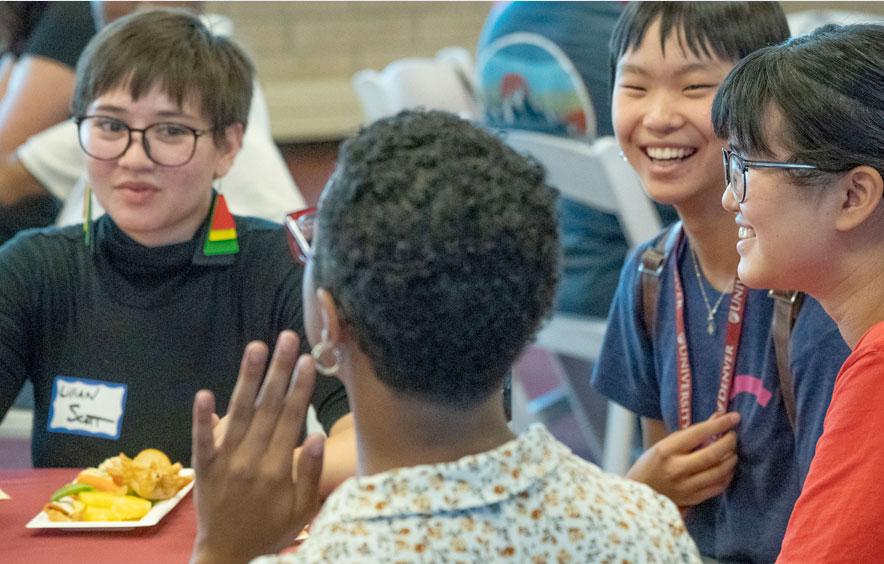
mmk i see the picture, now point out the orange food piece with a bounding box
[75,468,128,495]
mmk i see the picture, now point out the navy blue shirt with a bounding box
[592,230,849,563]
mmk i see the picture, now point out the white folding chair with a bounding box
[351,48,479,124]
[787,9,883,36]
[504,129,663,475]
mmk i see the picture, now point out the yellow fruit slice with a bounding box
[82,506,117,521]
[78,490,118,508]
[111,495,152,520]
[78,492,153,521]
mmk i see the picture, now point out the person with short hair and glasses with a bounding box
[0,9,356,495]
[590,3,850,561]
[715,23,884,562]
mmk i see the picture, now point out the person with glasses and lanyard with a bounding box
[590,3,851,562]
[716,23,884,562]
[0,9,355,497]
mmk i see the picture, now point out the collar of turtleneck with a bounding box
[92,205,237,309]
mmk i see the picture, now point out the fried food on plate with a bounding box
[43,448,194,522]
[119,449,192,501]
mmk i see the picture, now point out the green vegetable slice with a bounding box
[50,483,95,502]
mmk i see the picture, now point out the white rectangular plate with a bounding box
[25,469,195,531]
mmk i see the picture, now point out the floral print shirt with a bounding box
[255,424,701,563]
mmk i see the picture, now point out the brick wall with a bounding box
[206,1,491,142]
[207,1,884,142]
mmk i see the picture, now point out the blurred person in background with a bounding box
[476,1,678,317]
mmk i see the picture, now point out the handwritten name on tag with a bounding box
[47,376,127,440]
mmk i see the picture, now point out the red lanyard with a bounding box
[672,232,747,430]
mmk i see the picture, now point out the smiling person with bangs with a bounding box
[715,23,884,562]
[591,3,851,561]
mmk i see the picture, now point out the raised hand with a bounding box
[626,412,740,508]
[190,330,326,564]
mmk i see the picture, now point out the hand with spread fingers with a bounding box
[190,330,326,564]
[626,412,741,508]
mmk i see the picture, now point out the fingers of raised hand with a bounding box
[265,353,317,470]
[246,331,302,447]
[290,433,325,530]
[192,390,217,474]
[220,341,270,452]
[212,414,228,449]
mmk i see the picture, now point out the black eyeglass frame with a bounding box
[722,148,819,203]
[75,115,213,167]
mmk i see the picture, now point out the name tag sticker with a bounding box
[47,376,127,440]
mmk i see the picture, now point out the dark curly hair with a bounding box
[313,110,560,409]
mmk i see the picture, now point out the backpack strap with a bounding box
[638,221,682,336]
[768,289,805,430]
[638,222,804,432]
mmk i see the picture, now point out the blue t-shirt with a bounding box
[592,229,849,563]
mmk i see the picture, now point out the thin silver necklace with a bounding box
[690,247,730,335]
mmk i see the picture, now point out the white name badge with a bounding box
[47,376,127,440]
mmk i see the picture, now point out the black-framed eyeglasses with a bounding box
[722,148,818,203]
[75,115,213,167]
[284,207,316,264]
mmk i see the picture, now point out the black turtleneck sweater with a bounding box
[0,214,349,467]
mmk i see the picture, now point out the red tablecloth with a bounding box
[0,468,196,564]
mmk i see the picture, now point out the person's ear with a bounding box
[316,288,343,344]
[212,122,244,180]
[835,165,884,232]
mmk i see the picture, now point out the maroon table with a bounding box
[0,469,197,563]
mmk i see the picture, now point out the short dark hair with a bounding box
[313,110,559,409]
[72,9,253,144]
[609,2,790,86]
[713,24,884,183]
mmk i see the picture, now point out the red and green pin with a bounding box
[203,194,239,256]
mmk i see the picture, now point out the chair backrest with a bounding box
[351,48,479,124]
[503,130,662,247]
[505,129,659,475]
[476,32,596,140]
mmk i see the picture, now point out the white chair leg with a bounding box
[602,401,636,475]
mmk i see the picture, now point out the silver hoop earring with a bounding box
[311,337,340,376]
[618,150,629,163]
